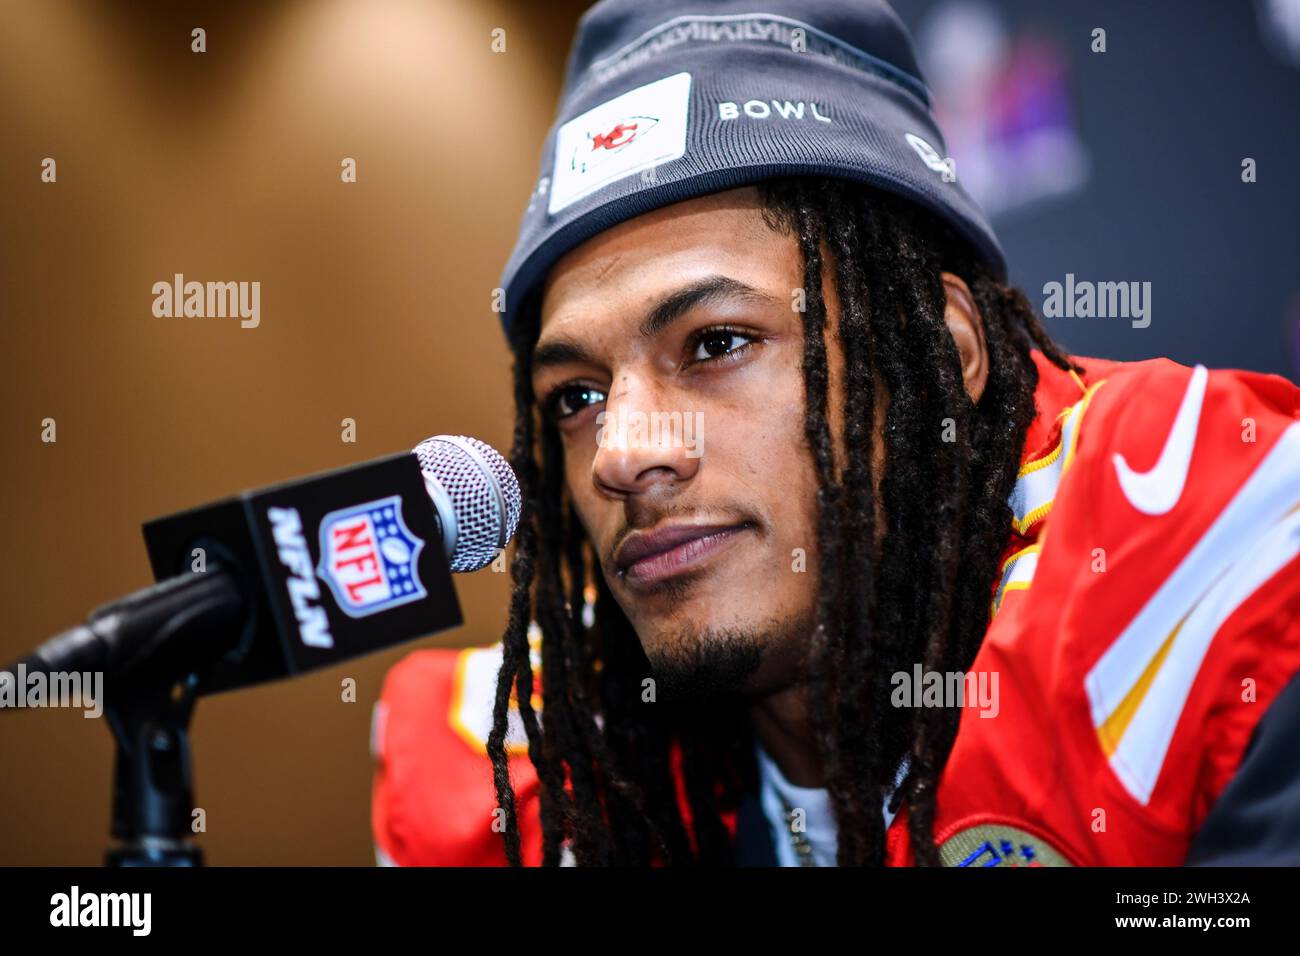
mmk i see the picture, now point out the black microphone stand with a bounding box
[16,566,249,866]
[104,673,203,866]
[96,567,248,867]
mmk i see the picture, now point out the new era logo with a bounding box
[905,132,956,180]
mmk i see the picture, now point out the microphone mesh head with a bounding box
[412,435,522,572]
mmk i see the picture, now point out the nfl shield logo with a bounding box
[316,495,427,617]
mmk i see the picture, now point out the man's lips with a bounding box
[614,522,753,586]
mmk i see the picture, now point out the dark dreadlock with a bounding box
[487,176,1078,866]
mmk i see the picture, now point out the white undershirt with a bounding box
[755,742,907,866]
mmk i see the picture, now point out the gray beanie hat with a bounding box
[497,0,1004,342]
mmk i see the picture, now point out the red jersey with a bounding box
[372,352,1300,866]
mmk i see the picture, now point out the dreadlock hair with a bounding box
[487,175,1079,866]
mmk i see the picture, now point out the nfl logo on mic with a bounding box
[317,496,427,618]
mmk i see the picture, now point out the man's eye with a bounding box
[548,384,606,420]
[689,328,754,364]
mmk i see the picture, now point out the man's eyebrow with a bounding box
[532,338,598,372]
[532,274,779,372]
[638,274,779,338]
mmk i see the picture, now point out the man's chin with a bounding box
[644,625,768,705]
[641,605,818,706]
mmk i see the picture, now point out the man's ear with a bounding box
[940,272,988,403]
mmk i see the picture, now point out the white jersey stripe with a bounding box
[1107,503,1300,804]
[1084,422,1300,802]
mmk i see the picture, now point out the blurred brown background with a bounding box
[0,0,589,865]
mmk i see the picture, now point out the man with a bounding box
[371,0,1300,866]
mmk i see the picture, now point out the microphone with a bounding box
[5,435,521,697]
[412,435,522,572]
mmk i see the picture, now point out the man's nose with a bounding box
[590,381,701,499]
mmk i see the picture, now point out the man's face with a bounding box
[533,186,844,698]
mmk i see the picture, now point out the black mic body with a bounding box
[11,436,520,698]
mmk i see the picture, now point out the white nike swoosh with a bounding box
[1112,364,1208,515]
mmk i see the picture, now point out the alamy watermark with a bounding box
[50,885,151,936]
[152,273,260,329]
[0,665,103,718]
[890,664,999,718]
[595,408,704,458]
[1042,273,1151,328]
